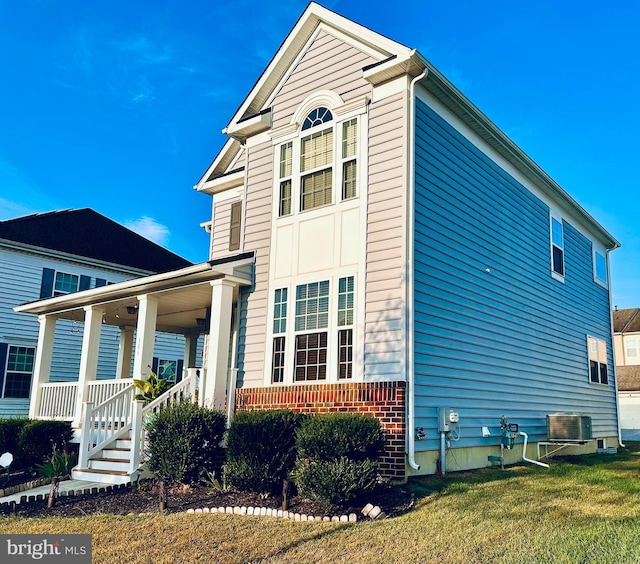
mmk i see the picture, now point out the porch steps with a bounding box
[72,433,137,485]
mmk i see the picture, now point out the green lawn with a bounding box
[1,443,639,563]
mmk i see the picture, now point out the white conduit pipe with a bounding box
[519,431,549,468]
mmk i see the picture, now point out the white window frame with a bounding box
[587,335,609,385]
[2,345,35,399]
[266,273,358,386]
[550,212,565,282]
[54,271,79,296]
[625,337,640,360]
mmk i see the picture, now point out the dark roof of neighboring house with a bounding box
[613,308,640,333]
[0,209,192,274]
[617,365,640,391]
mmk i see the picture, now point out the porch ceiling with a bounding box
[14,254,254,334]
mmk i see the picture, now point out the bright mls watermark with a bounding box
[1,535,91,563]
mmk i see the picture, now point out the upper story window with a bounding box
[54,272,79,296]
[40,268,91,299]
[276,105,359,217]
[550,215,565,279]
[594,250,607,285]
[626,337,640,359]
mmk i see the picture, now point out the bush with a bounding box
[295,413,385,462]
[293,413,385,508]
[293,457,380,507]
[145,399,226,486]
[17,420,74,468]
[225,409,305,495]
[0,418,30,464]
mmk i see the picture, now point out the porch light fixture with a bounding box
[126,305,138,315]
[195,317,207,326]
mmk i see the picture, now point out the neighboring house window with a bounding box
[337,276,354,379]
[151,357,183,384]
[54,272,79,296]
[587,336,608,385]
[626,338,640,359]
[551,216,564,278]
[294,281,330,381]
[1,345,35,399]
[40,268,91,298]
[229,202,242,251]
[594,250,607,284]
[275,105,360,217]
[272,288,288,383]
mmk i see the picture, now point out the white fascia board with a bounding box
[363,50,426,85]
[223,110,272,142]
[198,169,245,196]
[194,138,242,191]
[225,2,412,131]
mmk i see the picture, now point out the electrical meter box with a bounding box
[437,407,459,433]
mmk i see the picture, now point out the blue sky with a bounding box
[0,0,638,307]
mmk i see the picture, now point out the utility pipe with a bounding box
[519,432,549,468]
[406,66,428,472]
[439,432,446,475]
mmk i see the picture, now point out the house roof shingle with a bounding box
[613,308,640,333]
[617,365,640,392]
[0,209,191,274]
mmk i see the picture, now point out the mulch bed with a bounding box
[5,479,414,520]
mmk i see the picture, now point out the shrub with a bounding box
[293,413,385,508]
[225,409,305,495]
[293,457,380,507]
[0,418,30,464]
[17,420,74,468]
[145,399,226,486]
[295,412,385,462]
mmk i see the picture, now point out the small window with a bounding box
[273,288,288,334]
[302,107,333,131]
[229,202,242,251]
[272,336,286,383]
[54,272,79,296]
[588,336,608,385]
[341,119,357,200]
[626,338,640,359]
[551,216,564,277]
[278,142,293,217]
[3,345,35,399]
[337,276,355,380]
[594,251,607,283]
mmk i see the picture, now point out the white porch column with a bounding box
[132,295,158,380]
[73,305,104,425]
[28,315,57,419]
[116,327,134,379]
[201,279,235,410]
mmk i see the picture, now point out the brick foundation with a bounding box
[235,381,406,481]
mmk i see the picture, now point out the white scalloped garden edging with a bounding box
[185,505,358,522]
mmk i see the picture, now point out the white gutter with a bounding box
[407,68,427,471]
[606,245,625,448]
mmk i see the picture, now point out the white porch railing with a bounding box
[88,380,133,407]
[39,382,78,420]
[78,384,135,469]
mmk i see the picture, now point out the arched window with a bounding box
[302,107,333,130]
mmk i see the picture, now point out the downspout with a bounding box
[407,68,427,471]
[607,245,625,447]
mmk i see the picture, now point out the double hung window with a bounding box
[277,106,358,217]
[588,336,608,385]
[2,345,35,399]
[551,216,564,278]
[54,272,79,296]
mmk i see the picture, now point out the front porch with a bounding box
[14,255,254,484]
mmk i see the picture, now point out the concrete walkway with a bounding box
[0,479,114,506]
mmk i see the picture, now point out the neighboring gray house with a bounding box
[1,208,197,418]
[17,3,620,484]
[613,308,640,440]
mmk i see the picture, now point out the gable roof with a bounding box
[196,2,619,251]
[0,209,191,274]
[613,308,640,333]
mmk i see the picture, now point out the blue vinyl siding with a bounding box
[412,99,616,451]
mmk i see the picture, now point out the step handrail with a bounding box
[78,383,135,468]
